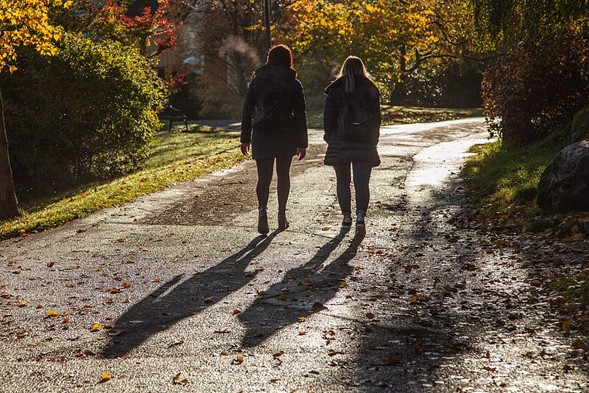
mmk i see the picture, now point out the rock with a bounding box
[537,141,589,212]
[572,106,589,143]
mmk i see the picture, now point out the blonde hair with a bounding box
[337,56,369,92]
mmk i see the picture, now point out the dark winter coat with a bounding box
[323,75,381,167]
[241,65,308,159]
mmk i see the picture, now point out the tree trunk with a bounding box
[390,79,408,105]
[0,90,20,221]
[390,45,408,105]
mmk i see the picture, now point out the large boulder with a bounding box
[572,106,589,142]
[537,141,589,212]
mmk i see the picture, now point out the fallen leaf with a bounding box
[273,351,284,359]
[173,373,189,385]
[388,354,401,364]
[563,320,571,333]
[46,310,59,318]
[99,372,111,383]
[18,301,29,307]
[232,355,245,364]
[232,309,241,315]
[109,288,121,294]
[572,339,588,350]
[91,323,102,332]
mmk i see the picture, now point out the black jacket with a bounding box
[323,75,381,167]
[241,65,308,159]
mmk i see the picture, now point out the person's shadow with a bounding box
[239,228,364,347]
[102,232,277,358]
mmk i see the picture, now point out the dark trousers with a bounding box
[255,157,293,212]
[333,161,372,214]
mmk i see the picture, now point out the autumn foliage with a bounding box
[0,0,72,72]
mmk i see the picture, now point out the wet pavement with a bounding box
[0,118,587,392]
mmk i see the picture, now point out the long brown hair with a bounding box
[337,56,369,92]
[266,44,294,68]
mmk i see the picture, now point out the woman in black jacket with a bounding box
[241,44,308,235]
[323,56,381,234]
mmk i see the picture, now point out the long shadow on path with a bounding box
[102,232,277,358]
[239,227,363,348]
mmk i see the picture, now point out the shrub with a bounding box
[482,20,589,146]
[2,33,167,200]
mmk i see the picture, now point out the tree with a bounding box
[0,0,71,221]
[279,0,479,104]
[471,0,589,47]
[472,0,589,145]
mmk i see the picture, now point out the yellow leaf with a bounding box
[19,301,29,307]
[46,310,59,317]
[91,323,102,332]
[99,372,111,382]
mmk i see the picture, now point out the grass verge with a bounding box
[461,131,588,233]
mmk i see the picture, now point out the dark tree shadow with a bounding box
[239,227,364,348]
[102,232,277,358]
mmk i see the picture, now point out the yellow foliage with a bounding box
[0,0,68,72]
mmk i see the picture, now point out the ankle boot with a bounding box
[258,208,269,235]
[356,210,366,235]
[278,210,289,230]
[342,212,352,227]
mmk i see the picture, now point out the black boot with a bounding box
[278,210,289,231]
[258,208,269,235]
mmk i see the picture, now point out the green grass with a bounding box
[381,105,482,125]
[0,124,245,238]
[305,103,482,129]
[461,132,585,233]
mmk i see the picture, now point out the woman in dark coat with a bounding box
[323,56,381,234]
[241,44,308,235]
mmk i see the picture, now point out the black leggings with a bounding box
[333,160,372,214]
[255,157,293,212]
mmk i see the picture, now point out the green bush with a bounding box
[482,20,589,146]
[2,33,167,200]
